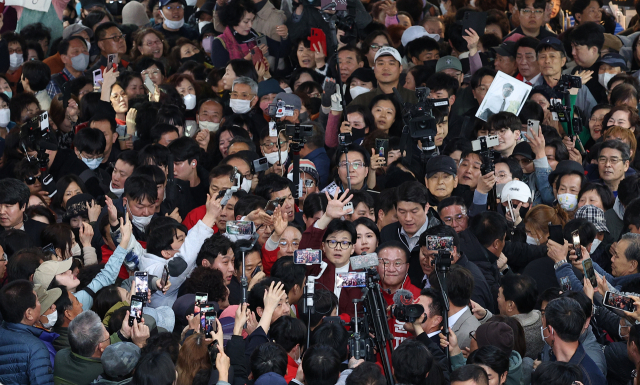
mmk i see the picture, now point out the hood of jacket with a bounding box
[505,350,523,385]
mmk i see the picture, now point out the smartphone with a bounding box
[203,311,217,338]
[251,265,262,277]
[343,202,354,214]
[129,295,144,326]
[107,53,118,70]
[603,291,636,312]
[160,264,170,288]
[506,199,516,223]
[548,223,564,245]
[256,35,267,47]
[308,28,327,55]
[336,272,366,288]
[461,11,487,37]
[560,276,572,291]
[294,249,322,264]
[265,197,286,214]
[143,74,156,94]
[251,47,265,66]
[582,258,598,288]
[527,119,540,137]
[571,229,582,261]
[195,292,208,306]
[92,69,103,87]
[252,157,269,173]
[426,235,454,252]
[226,220,255,235]
[134,271,148,302]
[375,138,389,158]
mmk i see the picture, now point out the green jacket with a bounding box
[52,326,69,352]
[53,349,103,385]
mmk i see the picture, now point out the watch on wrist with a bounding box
[554,259,567,270]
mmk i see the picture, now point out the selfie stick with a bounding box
[433,250,452,371]
[238,234,259,305]
[319,6,348,119]
[302,261,328,348]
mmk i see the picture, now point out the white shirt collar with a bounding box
[524,73,541,84]
[448,307,467,327]
[427,330,441,338]
[400,216,430,250]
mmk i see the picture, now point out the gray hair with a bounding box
[620,233,640,266]
[68,310,106,357]
[232,76,258,95]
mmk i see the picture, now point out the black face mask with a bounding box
[63,16,77,24]
[351,127,367,141]
[181,51,206,64]
[106,1,124,16]
[307,98,322,115]
[519,205,530,220]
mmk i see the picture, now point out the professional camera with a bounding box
[558,74,582,90]
[19,112,57,152]
[392,303,425,323]
[471,135,500,175]
[405,87,449,141]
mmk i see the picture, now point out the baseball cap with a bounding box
[599,52,628,71]
[34,259,73,289]
[401,26,439,46]
[195,0,215,18]
[475,322,514,355]
[492,41,517,57]
[255,373,288,385]
[603,34,623,53]
[575,205,609,233]
[258,79,284,99]
[502,180,532,203]
[34,284,62,316]
[548,160,584,186]
[425,155,457,178]
[62,24,93,40]
[159,0,187,7]
[536,37,565,54]
[436,56,462,73]
[374,46,402,63]
[275,92,302,111]
[63,193,93,222]
[101,342,141,378]
[512,142,534,160]
[288,159,320,183]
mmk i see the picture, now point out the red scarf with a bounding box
[219,26,257,60]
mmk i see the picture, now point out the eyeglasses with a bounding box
[370,44,389,51]
[469,330,476,341]
[261,141,288,149]
[338,161,365,169]
[598,156,627,165]
[24,175,42,185]
[379,259,407,269]
[520,8,544,15]
[442,213,467,225]
[165,4,183,10]
[279,240,300,248]
[325,240,352,249]
[101,34,126,42]
[144,39,163,47]
[589,116,604,123]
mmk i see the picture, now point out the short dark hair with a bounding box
[624,197,640,230]
[545,138,569,163]
[0,280,37,323]
[150,123,179,144]
[470,211,508,248]
[90,112,117,134]
[420,287,444,319]
[406,36,440,60]
[117,150,139,169]
[544,297,586,342]
[322,219,357,243]
[432,265,474,307]
[247,277,288,318]
[571,0,602,18]
[94,21,119,41]
[181,267,228,302]
[168,136,200,163]
[250,342,288,378]
[346,362,386,385]
[74,127,107,155]
[425,72,459,97]
[302,345,341,385]
[6,248,42,282]
[489,111,521,133]
[303,193,328,220]
[437,196,467,216]
[297,289,338,328]
[58,36,87,56]
[570,22,605,51]
[376,240,410,263]
[515,36,540,53]
[271,256,306,292]
[234,195,268,218]
[196,233,234,267]
[561,290,593,319]
[124,175,158,204]
[496,157,523,180]
[270,316,306,353]
[451,365,489,385]
[618,174,640,207]
[9,92,39,123]
[375,187,396,221]
[470,67,496,90]
[349,190,374,212]
[0,178,30,208]
[599,139,631,161]
[562,218,597,249]
[467,346,510,378]
[254,174,291,200]
[421,224,459,249]
[338,45,365,65]
[21,60,51,92]
[500,274,538,314]
[336,144,372,168]
[310,322,350,361]
[531,362,583,385]
[395,181,429,207]
[517,101,544,124]
[131,351,176,385]
[392,339,436,385]
[218,0,257,28]
[516,0,545,10]
[147,221,188,257]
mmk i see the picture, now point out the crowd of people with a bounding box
[2,0,640,383]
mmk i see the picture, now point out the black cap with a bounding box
[548,160,584,186]
[426,155,457,178]
[63,193,93,221]
[492,41,517,57]
[536,37,565,54]
[512,142,534,160]
[195,1,215,18]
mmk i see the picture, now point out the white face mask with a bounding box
[557,193,578,211]
[283,87,293,94]
[199,121,219,132]
[526,235,539,245]
[439,2,447,15]
[0,108,11,127]
[198,20,212,33]
[70,243,82,257]
[230,98,253,114]
[42,310,58,328]
[82,157,103,170]
[350,86,371,100]
[161,11,185,29]
[241,177,252,192]
[9,53,23,70]
[128,203,153,231]
[183,94,196,110]
[85,40,91,52]
[110,182,125,198]
[598,72,615,89]
[590,238,601,253]
[265,150,288,165]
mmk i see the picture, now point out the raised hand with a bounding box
[195,129,211,150]
[131,317,150,348]
[105,196,119,227]
[87,200,102,222]
[313,42,326,68]
[275,25,288,39]
[370,148,386,170]
[119,216,132,248]
[469,299,486,320]
[463,28,479,56]
[272,206,288,237]
[546,238,569,263]
[79,222,94,246]
[439,327,461,356]
[202,194,223,228]
[525,125,546,160]
[165,207,182,223]
[476,171,496,194]
[324,189,354,219]
[126,108,137,136]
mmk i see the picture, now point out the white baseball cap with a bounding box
[374,46,402,63]
[502,180,532,203]
[401,26,440,47]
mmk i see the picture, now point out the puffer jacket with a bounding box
[0,322,54,385]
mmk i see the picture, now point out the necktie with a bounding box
[525,81,532,86]
[500,98,506,111]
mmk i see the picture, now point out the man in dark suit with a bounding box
[0,178,46,246]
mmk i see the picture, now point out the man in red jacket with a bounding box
[376,241,422,349]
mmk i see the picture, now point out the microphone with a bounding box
[393,289,414,306]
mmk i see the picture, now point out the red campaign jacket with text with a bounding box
[381,279,422,349]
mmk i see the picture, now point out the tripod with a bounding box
[433,251,452,371]
[301,261,328,349]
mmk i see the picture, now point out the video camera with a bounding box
[19,112,57,152]
[558,74,582,90]
[268,100,295,119]
[471,135,500,175]
[404,87,449,141]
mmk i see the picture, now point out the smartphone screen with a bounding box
[294,249,322,264]
[143,74,156,94]
[582,258,597,288]
[336,272,366,288]
[160,265,169,288]
[205,312,217,337]
[129,296,144,326]
[195,292,208,306]
[134,272,148,301]
[604,291,635,312]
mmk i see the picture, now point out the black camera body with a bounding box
[559,74,582,90]
[392,303,425,323]
[338,132,352,146]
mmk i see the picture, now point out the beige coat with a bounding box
[213,1,286,42]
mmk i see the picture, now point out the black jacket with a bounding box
[25,218,47,247]
[48,149,106,199]
[457,254,496,314]
[502,241,548,274]
[458,229,501,309]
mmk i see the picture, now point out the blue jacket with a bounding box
[304,147,331,189]
[555,259,640,292]
[0,321,54,385]
[38,328,60,368]
[565,343,607,385]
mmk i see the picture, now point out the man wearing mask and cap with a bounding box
[44,24,93,75]
[349,46,417,108]
[154,0,199,46]
[195,1,214,33]
[253,78,284,134]
[598,52,627,92]
[47,37,90,100]
[34,284,62,367]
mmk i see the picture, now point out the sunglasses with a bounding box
[24,175,42,185]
